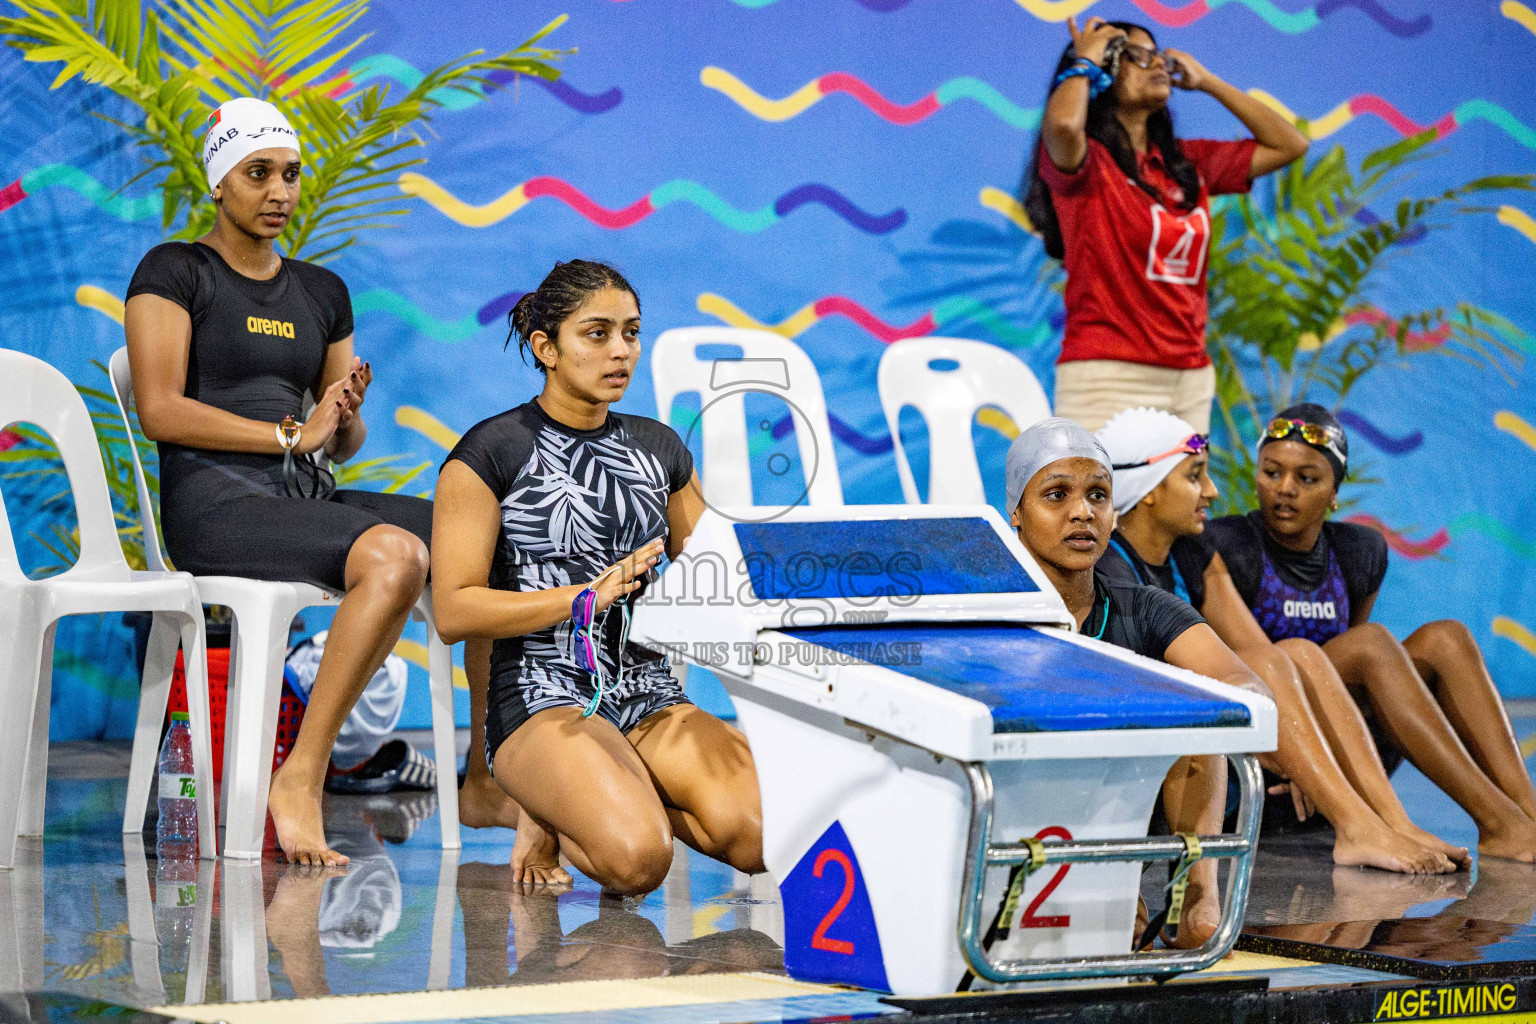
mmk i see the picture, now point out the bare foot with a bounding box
[1389,820,1471,870]
[459,768,522,831]
[1164,863,1221,950]
[510,809,572,887]
[1477,817,1536,863]
[1334,817,1453,875]
[269,764,348,867]
[265,863,346,998]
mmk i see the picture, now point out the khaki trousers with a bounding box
[1053,359,1217,434]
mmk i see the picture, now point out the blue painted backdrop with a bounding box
[2,0,1534,738]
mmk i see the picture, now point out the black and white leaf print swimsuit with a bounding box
[445,400,695,764]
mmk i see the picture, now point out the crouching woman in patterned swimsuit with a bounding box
[431,260,765,893]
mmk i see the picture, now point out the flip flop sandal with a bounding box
[326,739,438,794]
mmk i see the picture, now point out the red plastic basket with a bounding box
[167,648,306,784]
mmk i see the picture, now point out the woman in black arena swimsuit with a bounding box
[1004,418,1269,948]
[432,260,764,893]
[126,98,431,866]
[1096,408,1461,872]
[1205,403,1536,863]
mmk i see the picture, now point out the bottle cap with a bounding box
[170,711,190,722]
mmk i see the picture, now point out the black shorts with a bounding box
[484,667,691,771]
[163,488,432,592]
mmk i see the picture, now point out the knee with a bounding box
[1411,619,1477,662]
[353,528,429,599]
[715,801,766,875]
[1246,646,1294,698]
[591,830,673,896]
[1276,637,1325,673]
[1351,621,1397,650]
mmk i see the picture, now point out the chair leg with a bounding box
[124,613,180,836]
[220,859,271,1001]
[16,621,57,839]
[427,848,459,990]
[177,612,218,860]
[427,623,461,851]
[0,598,46,869]
[221,602,294,860]
[122,834,166,1004]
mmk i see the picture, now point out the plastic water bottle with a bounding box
[157,711,197,850]
[155,847,197,978]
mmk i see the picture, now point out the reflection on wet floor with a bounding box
[16,727,1536,1009]
[25,743,784,1009]
[1240,723,1536,974]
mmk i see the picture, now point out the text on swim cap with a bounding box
[1283,599,1336,620]
[248,316,295,338]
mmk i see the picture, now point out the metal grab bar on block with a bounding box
[958,754,1264,984]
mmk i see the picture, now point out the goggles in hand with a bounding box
[1112,433,1208,471]
[570,563,632,718]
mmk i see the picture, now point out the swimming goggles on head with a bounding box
[1111,433,1208,471]
[1263,418,1347,465]
[570,564,631,718]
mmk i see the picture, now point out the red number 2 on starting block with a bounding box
[1019,825,1073,930]
[809,849,857,954]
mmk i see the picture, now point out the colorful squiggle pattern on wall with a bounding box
[335,56,622,114]
[1250,90,1536,149]
[397,173,906,233]
[697,292,1061,349]
[0,164,160,220]
[701,67,1036,128]
[711,0,1429,35]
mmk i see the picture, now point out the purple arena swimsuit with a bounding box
[1250,546,1350,644]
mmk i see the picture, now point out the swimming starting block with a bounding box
[630,506,1277,996]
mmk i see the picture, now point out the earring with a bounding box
[1329,499,1339,512]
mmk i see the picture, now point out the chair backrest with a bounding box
[0,348,129,580]
[107,347,170,573]
[877,337,1051,505]
[651,327,843,508]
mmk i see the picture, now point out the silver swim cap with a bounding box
[1005,417,1113,515]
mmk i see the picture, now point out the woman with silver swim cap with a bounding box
[1005,418,1268,948]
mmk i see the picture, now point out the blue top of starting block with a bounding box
[734,517,1038,600]
[782,623,1251,733]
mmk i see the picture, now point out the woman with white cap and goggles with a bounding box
[1003,417,1268,948]
[1205,404,1536,864]
[1096,408,1462,874]
[123,98,442,866]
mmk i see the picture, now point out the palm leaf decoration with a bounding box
[0,0,568,260]
[1204,131,1534,513]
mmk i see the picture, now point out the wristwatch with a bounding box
[276,415,301,451]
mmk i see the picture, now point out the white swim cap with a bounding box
[1096,407,1204,516]
[203,97,300,192]
[1005,417,1112,516]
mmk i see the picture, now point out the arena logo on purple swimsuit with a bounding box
[1250,547,1351,644]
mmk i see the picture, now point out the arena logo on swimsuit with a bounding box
[1283,599,1336,621]
[248,316,295,339]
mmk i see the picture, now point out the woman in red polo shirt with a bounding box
[1023,17,1309,433]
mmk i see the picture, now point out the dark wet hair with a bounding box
[506,260,640,374]
[1262,402,1349,485]
[1020,22,1202,261]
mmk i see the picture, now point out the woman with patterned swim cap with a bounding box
[1005,417,1269,948]
[1096,407,1461,873]
[431,260,763,894]
[125,98,450,866]
[1205,403,1536,862]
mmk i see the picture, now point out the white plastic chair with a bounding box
[108,347,460,860]
[877,337,1052,505]
[651,327,843,508]
[0,348,216,867]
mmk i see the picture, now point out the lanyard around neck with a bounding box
[1109,536,1189,605]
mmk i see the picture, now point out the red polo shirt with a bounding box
[1039,136,1256,370]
